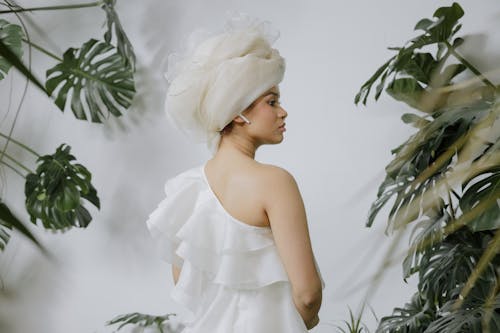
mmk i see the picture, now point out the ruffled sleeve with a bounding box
[145,166,204,268]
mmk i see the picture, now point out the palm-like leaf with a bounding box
[106,312,177,332]
[459,166,500,232]
[402,208,449,279]
[25,143,100,230]
[423,279,500,333]
[418,231,495,306]
[376,293,435,333]
[354,3,466,108]
[45,38,135,123]
[357,3,500,333]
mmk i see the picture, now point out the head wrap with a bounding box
[163,12,286,155]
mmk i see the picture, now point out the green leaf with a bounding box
[101,0,136,70]
[459,166,500,232]
[354,56,395,105]
[0,200,44,252]
[414,18,433,31]
[431,2,464,41]
[24,143,100,230]
[403,210,448,279]
[386,78,425,109]
[401,113,430,128]
[452,36,464,48]
[423,281,500,333]
[376,293,434,333]
[106,312,176,332]
[0,19,23,80]
[432,64,467,87]
[0,24,48,94]
[45,38,136,123]
[403,53,440,85]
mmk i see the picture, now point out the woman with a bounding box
[146,12,324,332]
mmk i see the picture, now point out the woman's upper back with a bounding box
[203,158,274,228]
[204,158,324,303]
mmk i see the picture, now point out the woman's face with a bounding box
[239,85,288,145]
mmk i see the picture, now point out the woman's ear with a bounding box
[233,101,255,124]
[238,114,252,124]
[233,115,246,124]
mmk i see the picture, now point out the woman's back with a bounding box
[146,161,325,332]
[205,158,324,328]
[203,158,272,229]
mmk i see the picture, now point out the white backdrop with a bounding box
[0,1,499,332]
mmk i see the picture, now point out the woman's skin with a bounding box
[171,85,323,330]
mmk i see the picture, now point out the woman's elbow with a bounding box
[301,288,322,309]
[172,264,181,285]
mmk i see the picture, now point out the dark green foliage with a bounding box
[459,166,500,232]
[0,20,48,93]
[101,0,136,71]
[356,3,500,333]
[335,306,373,333]
[0,200,43,251]
[0,18,23,79]
[25,144,100,230]
[354,2,467,110]
[46,38,136,123]
[106,312,177,333]
[376,293,435,333]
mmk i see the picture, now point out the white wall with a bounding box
[0,0,499,332]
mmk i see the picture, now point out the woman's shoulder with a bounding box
[257,162,297,185]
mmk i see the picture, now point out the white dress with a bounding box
[146,163,326,332]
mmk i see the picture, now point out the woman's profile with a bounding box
[146,12,325,332]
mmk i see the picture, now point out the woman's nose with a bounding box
[280,107,288,118]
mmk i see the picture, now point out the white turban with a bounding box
[164,12,286,155]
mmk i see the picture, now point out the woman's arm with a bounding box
[262,165,323,329]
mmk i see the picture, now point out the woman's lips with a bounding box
[279,124,286,131]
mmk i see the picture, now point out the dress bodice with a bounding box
[145,163,325,332]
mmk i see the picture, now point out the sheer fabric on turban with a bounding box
[164,11,286,155]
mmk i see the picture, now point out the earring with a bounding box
[239,113,251,124]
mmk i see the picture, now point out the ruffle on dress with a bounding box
[145,164,325,318]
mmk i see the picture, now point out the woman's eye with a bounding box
[269,100,279,106]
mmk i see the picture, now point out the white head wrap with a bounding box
[164,12,286,155]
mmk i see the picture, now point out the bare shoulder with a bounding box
[257,163,297,185]
[256,163,303,210]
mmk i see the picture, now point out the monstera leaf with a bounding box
[45,38,135,123]
[460,166,500,232]
[25,144,100,230]
[355,3,466,108]
[0,18,23,80]
[376,293,435,333]
[423,278,500,333]
[101,0,136,70]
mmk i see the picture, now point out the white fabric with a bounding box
[163,11,286,155]
[145,163,325,333]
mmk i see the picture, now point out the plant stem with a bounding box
[447,188,456,221]
[0,160,25,178]
[0,1,102,14]
[0,132,40,157]
[21,38,62,62]
[1,151,34,174]
[445,41,496,89]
